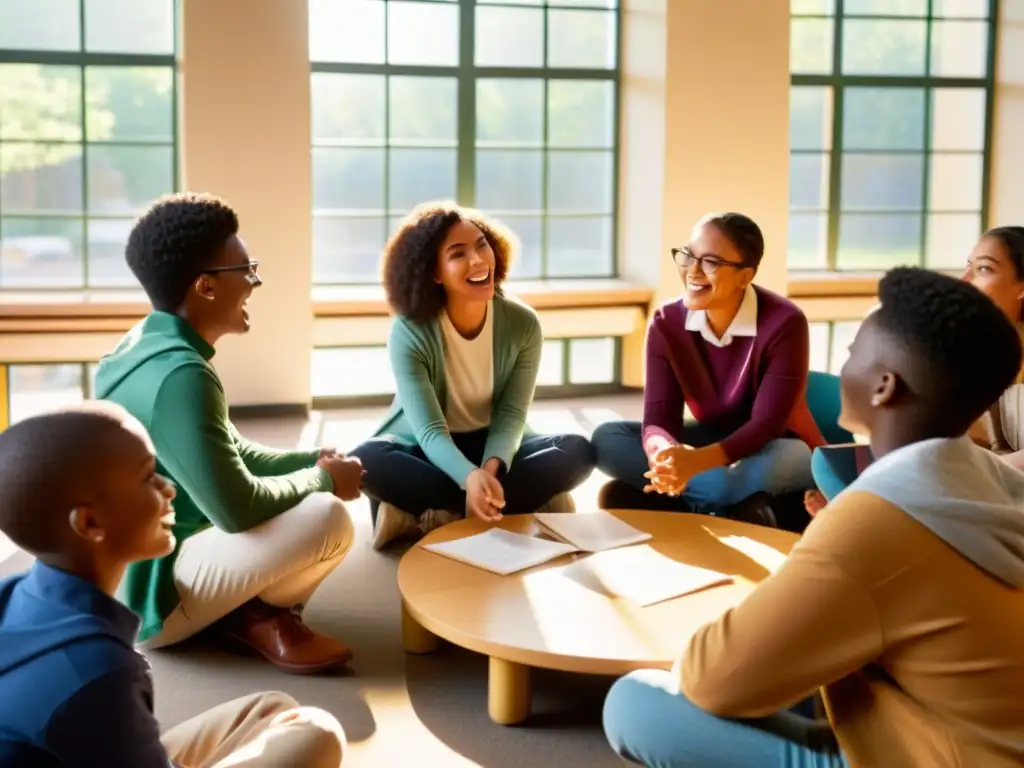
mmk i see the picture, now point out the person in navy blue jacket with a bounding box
[0,401,346,767]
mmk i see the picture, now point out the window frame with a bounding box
[0,0,180,291]
[789,0,999,274]
[309,0,623,285]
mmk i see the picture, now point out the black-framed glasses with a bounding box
[204,260,260,284]
[670,248,749,275]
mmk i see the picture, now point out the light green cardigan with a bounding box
[374,295,542,488]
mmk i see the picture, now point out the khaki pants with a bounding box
[161,691,345,768]
[142,493,354,649]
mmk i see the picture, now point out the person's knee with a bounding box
[296,493,355,560]
[556,433,597,479]
[254,690,302,717]
[603,669,678,758]
[762,439,813,494]
[267,706,346,768]
[591,421,632,471]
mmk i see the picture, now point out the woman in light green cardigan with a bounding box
[349,202,596,549]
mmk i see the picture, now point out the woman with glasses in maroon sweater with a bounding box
[593,213,825,526]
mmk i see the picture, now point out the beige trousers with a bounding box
[142,493,354,649]
[161,691,345,768]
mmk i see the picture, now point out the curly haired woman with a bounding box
[349,201,596,549]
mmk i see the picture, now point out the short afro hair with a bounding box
[381,200,515,321]
[126,192,239,311]
[874,266,1022,429]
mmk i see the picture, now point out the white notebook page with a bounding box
[423,528,579,576]
[534,510,653,552]
[561,544,733,606]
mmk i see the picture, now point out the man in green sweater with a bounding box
[94,192,364,673]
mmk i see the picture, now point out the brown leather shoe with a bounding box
[212,599,353,674]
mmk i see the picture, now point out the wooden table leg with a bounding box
[401,601,440,654]
[488,656,531,725]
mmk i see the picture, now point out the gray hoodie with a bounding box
[843,435,1024,588]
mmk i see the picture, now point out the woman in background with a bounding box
[592,212,825,527]
[350,201,595,549]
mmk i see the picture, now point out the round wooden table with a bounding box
[397,509,798,725]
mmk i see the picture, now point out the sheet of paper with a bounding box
[534,510,653,552]
[423,528,579,576]
[561,544,733,606]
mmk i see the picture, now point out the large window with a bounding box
[789,0,995,272]
[0,0,177,289]
[309,0,620,285]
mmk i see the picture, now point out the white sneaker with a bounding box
[419,508,462,535]
[537,492,576,514]
[372,502,422,551]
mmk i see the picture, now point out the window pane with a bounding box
[788,212,828,269]
[9,365,85,424]
[790,153,829,210]
[790,86,832,151]
[548,10,617,69]
[85,0,174,55]
[547,151,614,214]
[503,216,542,279]
[792,0,835,12]
[475,150,542,211]
[930,20,988,78]
[86,67,174,142]
[476,79,544,146]
[841,154,924,211]
[0,65,82,141]
[546,216,612,277]
[809,322,830,373]
[87,217,134,287]
[790,18,833,75]
[1,143,83,214]
[548,80,614,149]
[843,87,925,151]
[311,74,385,143]
[388,148,457,212]
[838,213,921,270]
[929,153,983,211]
[312,347,395,397]
[0,217,83,287]
[390,77,458,145]
[842,20,926,75]
[844,0,926,14]
[313,148,385,211]
[932,0,989,17]
[925,213,980,269]
[313,216,385,283]
[309,0,385,64]
[538,340,564,386]
[387,1,459,66]
[930,88,986,153]
[829,322,861,376]
[475,6,543,67]
[87,145,173,213]
[569,337,616,384]
[0,0,79,51]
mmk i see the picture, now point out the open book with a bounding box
[561,544,733,606]
[422,528,579,576]
[534,510,652,552]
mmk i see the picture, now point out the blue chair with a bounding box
[805,370,854,445]
[804,370,870,501]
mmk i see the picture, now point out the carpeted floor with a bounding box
[1,395,645,767]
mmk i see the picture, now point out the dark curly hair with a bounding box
[126,192,240,311]
[381,201,516,321]
[875,266,1022,428]
[700,212,765,268]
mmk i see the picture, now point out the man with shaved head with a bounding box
[0,402,346,767]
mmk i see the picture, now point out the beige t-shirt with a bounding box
[439,303,494,433]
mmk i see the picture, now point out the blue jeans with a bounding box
[603,670,849,768]
[591,420,814,515]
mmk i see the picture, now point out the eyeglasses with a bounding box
[670,249,749,275]
[204,260,260,284]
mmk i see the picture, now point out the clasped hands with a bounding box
[643,443,721,497]
[316,446,365,501]
[465,457,506,522]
